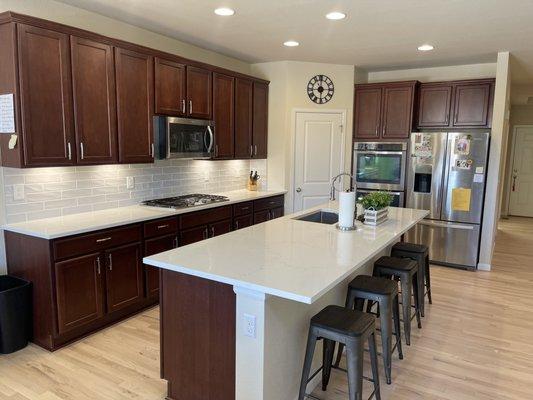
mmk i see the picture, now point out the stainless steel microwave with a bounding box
[154,116,214,159]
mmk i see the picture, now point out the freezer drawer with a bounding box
[405,219,480,269]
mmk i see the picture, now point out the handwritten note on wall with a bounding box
[0,94,15,134]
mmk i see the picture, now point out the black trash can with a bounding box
[0,276,32,354]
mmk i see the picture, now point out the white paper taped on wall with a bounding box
[0,93,15,134]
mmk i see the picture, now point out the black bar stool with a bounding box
[298,305,381,400]
[373,256,421,345]
[334,275,403,385]
[391,242,432,317]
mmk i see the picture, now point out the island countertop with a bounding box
[144,203,429,304]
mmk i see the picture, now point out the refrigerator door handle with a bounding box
[418,220,475,230]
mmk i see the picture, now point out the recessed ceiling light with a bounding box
[417,44,434,52]
[326,12,346,20]
[283,40,299,47]
[214,7,235,16]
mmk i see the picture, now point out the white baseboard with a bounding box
[477,263,491,271]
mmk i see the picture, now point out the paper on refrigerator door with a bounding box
[0,93,15,134]
[451,188,472,212]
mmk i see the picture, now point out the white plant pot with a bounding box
[363,207,389,226]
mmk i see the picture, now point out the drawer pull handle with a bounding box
[241,206,250,210]
[157,224,170,229]
[96,237,112,243]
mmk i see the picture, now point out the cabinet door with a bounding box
[354,87,382,139]
[144,234,178,299]
[452,82,492,127]
[187,66,212,119]
[234,214,253,230]
[253,209,270,225]
[55,253,104,334]
[17,24,75,166]
[252,81,268,158]
[417,84,453,128]
[154,57,186,116]
[381,84,414,139]
[234,78,253,159]
[71,36,117,164]
[115,47,154,163]
[105,243,143,313]
[213,73,235,159]
[180,225,209,246]
[210,219,232,237]
[270,207,284,220]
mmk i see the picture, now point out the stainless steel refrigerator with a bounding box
[406,131,490,269]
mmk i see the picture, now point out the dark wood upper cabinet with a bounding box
[252,81,268,158]
[381,84,415,139]
[417,84,453,128]
[354,86,382,139]
[17,24,75,166]
[453,82,492,127]
[115,47,154,163]
[212,73,235,159]
[105,242,143,314]
[234,78,253,159]
[154,57,186,116]
[71,36,117,164]
[187,66,212,119]
[55,252,104,334]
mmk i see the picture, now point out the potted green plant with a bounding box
[358,191,394,226]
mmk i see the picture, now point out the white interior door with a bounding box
[293,111,344,212]
[510,126,533,217]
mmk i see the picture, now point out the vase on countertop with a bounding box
[363,207,389,226]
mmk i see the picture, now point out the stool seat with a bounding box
[392,242,428,254]
[311,305,374,337]
[375,256,417,272]
[348,275,398,296]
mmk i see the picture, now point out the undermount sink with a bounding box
[293,210,339,225]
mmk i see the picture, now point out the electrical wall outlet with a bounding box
[126,176,135,189]
[243,313,256,338]
[13,184,24,200]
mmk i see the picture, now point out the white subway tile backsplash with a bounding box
[2,159,267,223]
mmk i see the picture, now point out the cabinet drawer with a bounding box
[233,201,253,217]
[144,217,178,238]
[179,205,232,229]
[254,195,284,211]
[53,224,142,260]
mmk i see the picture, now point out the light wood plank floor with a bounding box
[1,217,533,400]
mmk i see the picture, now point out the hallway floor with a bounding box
[1,217,532,400]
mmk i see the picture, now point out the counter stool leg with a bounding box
[400,277,412,345]
[379,299,393,384]
[322,339,336,391]
[368,331,381,400]
[392,295,403,360]
[412,273,422,329]
[298,328,318,400]
[334,291,359,368]
[417,260,426,318]
[425,255,432,304]
[346,340,364,400]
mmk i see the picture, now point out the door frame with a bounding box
[507,124,533,216]
[290,108,347,213]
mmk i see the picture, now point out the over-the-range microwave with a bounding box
[154,116,214,159]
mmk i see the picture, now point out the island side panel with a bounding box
[160,269,236,400]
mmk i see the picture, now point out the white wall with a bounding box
[478,52,511,270]
[251,61,355,213]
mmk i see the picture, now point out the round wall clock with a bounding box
[307,75,334,104]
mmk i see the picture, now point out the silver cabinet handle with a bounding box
[173,236,178,248]
[157,224,169,229]
[211,226,215,237]
[96,256,101,275]
[67,142,72,160]
[241,206,250,211]
[189,100,193,114]
[250,145,253,158]
[108,253,113,271]
[96,237,112,243]
[80,142,84,160]
[181,99,186,114]
[215,145,219,158]
[235,220,239,230]
[151,143,154,158]
[296,187,302,193]
[203,228,208,240]
[254,145,258,156]
[267,211,271,220]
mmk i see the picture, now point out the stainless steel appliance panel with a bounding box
[405,219,480,269]
[406,132,448,219]
[441,132,489,224]
[154,116,214,159]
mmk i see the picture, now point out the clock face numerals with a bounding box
[307,75,334,104]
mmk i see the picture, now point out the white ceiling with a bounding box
[58,0,533,83]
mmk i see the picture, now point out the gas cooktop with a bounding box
[141,194,230,209]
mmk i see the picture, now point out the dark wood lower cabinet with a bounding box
[55,252,104,334]
[144,233,178,299]
[271,206,284,219]
[234,214,253,230]
[253,209,270,224]
[180,225,208,246]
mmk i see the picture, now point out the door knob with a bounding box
[296,187,302,193]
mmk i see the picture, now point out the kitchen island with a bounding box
[144,203,429,400]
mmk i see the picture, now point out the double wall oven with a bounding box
[353,142,408,207]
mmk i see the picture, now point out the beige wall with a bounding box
[251,61,355,212]
[0,0,252,74]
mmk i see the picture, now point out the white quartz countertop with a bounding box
[144,203,429,304]
[2,189,287,239]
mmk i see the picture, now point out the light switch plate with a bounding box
[126,176,135,189]
[13,184,24,200]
